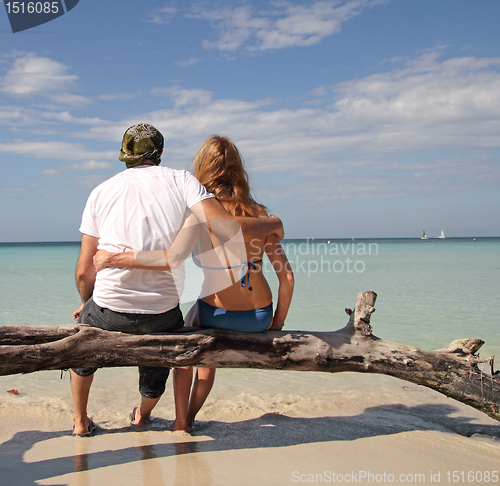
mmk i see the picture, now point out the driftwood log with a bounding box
[1,291,498,421]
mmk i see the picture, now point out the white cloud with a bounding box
[39,168,61,176]
[41,160,113,176]
[98,92,140,101]
[1,53,76,96]
[0,141,115,161]
[47,93,91,106]
[0,106,36,125]
[9,50,499,205]
[0,186,24,193]
[94,51,500,202]
[190,0,384,54]
[79,51,500,164]
[328,51,500,152]
[45,111,107,126]
[79,88,272,150]
[174,58,201,68]
[0,53,90,105]
[71,160,113,170]
[309,86,329,97]
[75,174,112,188]
[146,6,178,24]
[150,85,213,107]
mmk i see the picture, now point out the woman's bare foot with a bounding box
[170,420,190,433]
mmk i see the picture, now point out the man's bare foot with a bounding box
[73,416,96,437]
[129,406,151,425]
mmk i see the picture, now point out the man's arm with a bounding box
[74,234,99,320]
[190,198,284,242]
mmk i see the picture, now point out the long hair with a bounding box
[193,136,268,217]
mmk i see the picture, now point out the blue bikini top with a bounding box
[192,255,263,291]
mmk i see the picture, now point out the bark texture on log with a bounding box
[1,291,498,421]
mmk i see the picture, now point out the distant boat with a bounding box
[421,230,428,240]
[438,230,446,239]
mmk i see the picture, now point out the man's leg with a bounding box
[132,365,171,425]
[130,396,162,425]
[70,370,94,435]
[131,306,186,426]
[71,298,99,435]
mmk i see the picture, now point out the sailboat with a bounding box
[438,230,446,239]
[421,230,428,240]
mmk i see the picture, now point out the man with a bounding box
[71,123,283,436]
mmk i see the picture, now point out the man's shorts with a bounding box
[72,297,184,399]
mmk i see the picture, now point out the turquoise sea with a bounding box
[0,238,499,433]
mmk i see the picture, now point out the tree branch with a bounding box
[1,291,498,421]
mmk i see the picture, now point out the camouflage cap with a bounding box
[119,123,164,168]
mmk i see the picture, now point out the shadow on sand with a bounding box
[1,403,499,485]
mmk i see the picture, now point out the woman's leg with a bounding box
[173,304,213,428]
[186,367,216,427]
[171,367,194,432]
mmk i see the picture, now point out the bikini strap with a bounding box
[192,254,262,291]
[239,259,262,291]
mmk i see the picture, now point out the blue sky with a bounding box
[1,0,499,241]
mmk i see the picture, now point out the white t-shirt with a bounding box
[79,165,214,313]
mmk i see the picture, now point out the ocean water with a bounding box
[0,238,499,432]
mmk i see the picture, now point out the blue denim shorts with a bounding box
[72,297,184,399]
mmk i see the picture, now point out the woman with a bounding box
[94,136,294,432]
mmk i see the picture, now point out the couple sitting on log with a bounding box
[71,124,295,436]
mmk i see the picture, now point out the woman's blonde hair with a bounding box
[193,135,268,217]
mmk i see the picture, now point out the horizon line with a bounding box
[1,236,499,245]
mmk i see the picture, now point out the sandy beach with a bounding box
[1,372,499,486]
